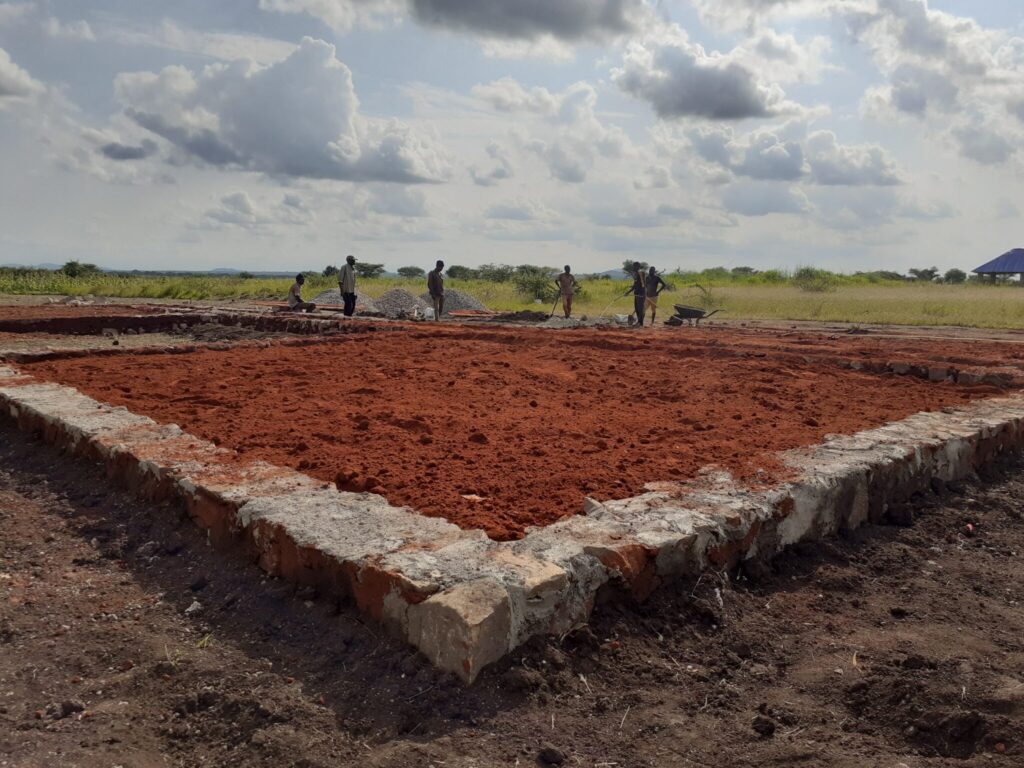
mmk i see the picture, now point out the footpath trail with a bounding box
[1,420,1022,767]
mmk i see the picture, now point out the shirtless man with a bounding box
[554,265,578,318]
[623,262,646,326]
[287,273,316,312]
[644,266,668,326]
[427,260,445,320]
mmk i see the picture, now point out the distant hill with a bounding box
[0,262,64,270]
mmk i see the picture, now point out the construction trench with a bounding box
[2,304,1024,683]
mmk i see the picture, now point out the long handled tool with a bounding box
[547,293,562,319]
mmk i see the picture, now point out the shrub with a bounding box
[60,261,101,278]
[397,266,425,278]
[793,267,838,293]
[513,264,557,301]
[477,263,515,282]
[322,265,339,278]
[354,262,385,279]
[944,268,967,284]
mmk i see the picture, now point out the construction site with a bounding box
[0,296,1022,767]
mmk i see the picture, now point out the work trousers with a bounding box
[342,292,356,317]
[634,294,646,325]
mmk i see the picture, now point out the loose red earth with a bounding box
[24,325,1002,540]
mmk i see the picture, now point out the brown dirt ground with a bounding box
[22,325,1006,540]
[1,421,1022,767]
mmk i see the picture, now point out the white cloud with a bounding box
[469,141,513,186]
[0,46,43,99]
[485,197,554,221]
[258,0,404,33]
[722,181,811,216]
[0,2,32,27]
[613,25,797,121]
[115,37,451,183]
[953,124,1015,166]
[102,18,296,65]
[43,17,96,41]
[472,77,559,113]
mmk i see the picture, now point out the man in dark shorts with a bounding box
[644,266,668,326]
[554,265,578,318]
[623,262,646,326]
[427,260,445,320]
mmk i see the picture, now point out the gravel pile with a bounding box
[419,289,489,313]
[374,289,430,318]
[310,289,378,313]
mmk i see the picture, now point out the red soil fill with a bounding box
[24,326,996,540]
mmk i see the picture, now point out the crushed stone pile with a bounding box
[310,289,378,313]
[419,289,489,313]
[375,289,430,318]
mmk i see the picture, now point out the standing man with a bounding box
[338,254,357,318]
[287,274,316,312]
[427,260,445,320]
[644,266,668,327]
[624,261,647,326]
[554,266,578,319]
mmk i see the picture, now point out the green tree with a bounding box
[397,266,425,278]
[446,265,479,280]
[322,265,339,278]
[513,264,557,301]
[237,271,254,280]
[477,263,515,282]
[354,262,385,279]
[621,259,648,275]
[908,267,940,282]
[731,266,758,276]
[60,261,101,278]
[943,268,967,284]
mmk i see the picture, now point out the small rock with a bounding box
[58,700,85,719]
[751,714,776,738]
[538,745,566,765]
[184,600,202,616]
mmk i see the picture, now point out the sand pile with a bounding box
[419,289,489,313]
[375,289,430,318]
[311,289,378,313]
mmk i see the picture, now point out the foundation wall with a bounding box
[2,362,1023,683]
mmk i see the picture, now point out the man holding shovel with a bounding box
[624,261,647,326]
[553,265,578,318]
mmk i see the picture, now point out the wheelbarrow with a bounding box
[669,304,722,326]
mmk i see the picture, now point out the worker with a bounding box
[287,274,316,312]
[554,265,578,319]
[623,261,646,326]
[644,266,668,326]
[338,254,357,317]
[427,260,445,320]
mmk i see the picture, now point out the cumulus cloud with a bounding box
[260,0,645,42]
[0,46,43,99]
[472,77,559,113]
[409,0,642,41]
[203,192,267,229]
[115,37,451,183]
[613,27,794,121]
[687,123,901,186]
[953,124,1015,165]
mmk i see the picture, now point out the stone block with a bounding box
[407,578,511,683]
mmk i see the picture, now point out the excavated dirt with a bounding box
[0,304,166,321]
[0,422,1021,767]
[22,325,1005,540]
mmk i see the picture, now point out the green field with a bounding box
[2,268,1024,329]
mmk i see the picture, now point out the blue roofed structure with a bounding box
[974,249,1024,275]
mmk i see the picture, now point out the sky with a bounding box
[0,0,1022,274]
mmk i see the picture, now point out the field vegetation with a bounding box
[1,263,1023,329]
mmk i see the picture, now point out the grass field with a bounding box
[2,269,1024,329]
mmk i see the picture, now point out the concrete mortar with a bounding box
[2,362,1024,683]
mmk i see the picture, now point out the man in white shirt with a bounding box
[338,255,357,317]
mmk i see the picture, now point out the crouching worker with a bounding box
[288,273,316,312]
